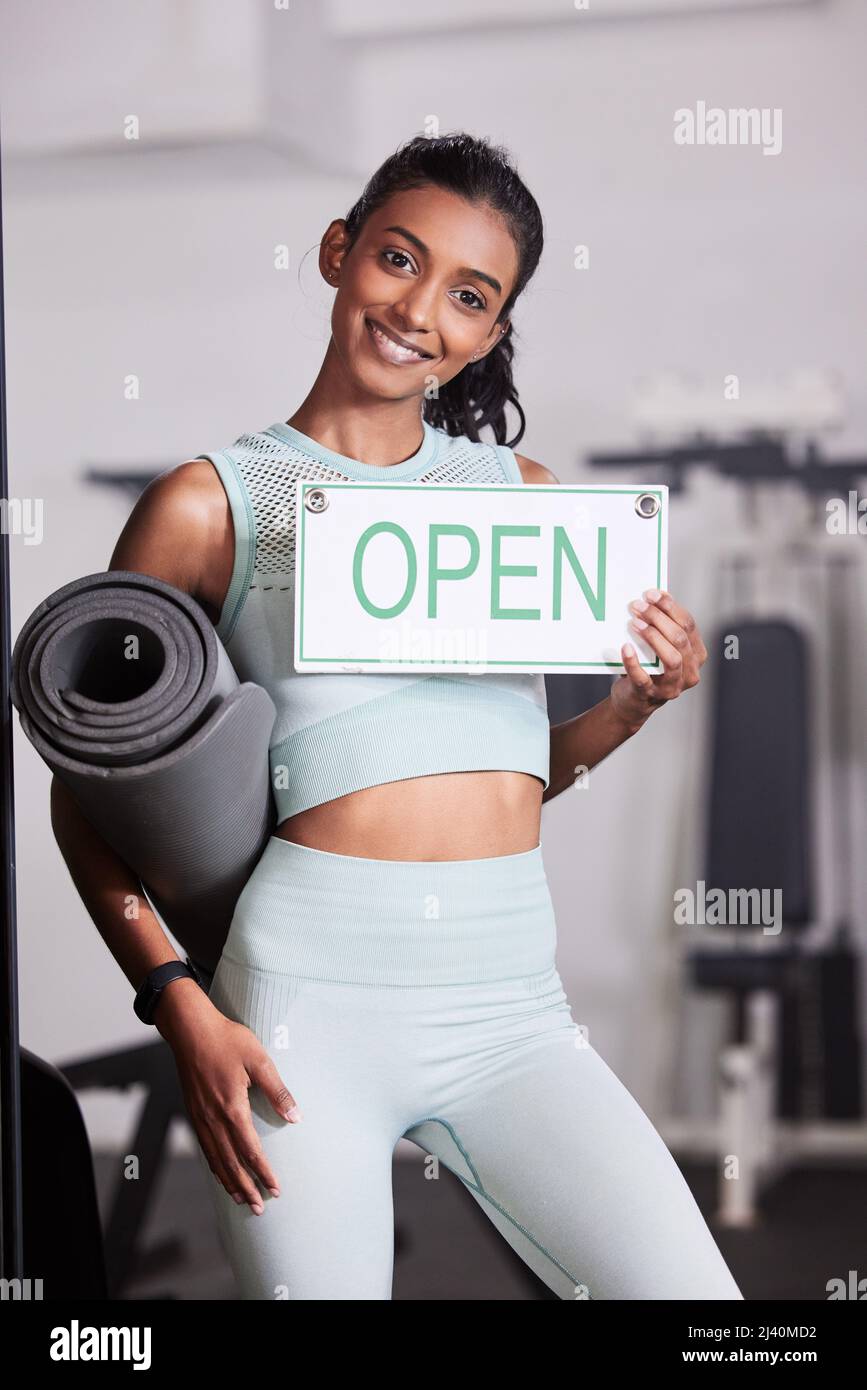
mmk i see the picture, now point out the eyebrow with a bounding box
[383,225,503,296]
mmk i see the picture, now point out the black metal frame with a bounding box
[0,111,25,1282]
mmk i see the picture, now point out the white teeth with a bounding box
[367,319,429,363]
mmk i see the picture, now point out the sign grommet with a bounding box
[304,488,329,513]
[635,492,659,518]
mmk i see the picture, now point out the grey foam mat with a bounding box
[11,570,277,973]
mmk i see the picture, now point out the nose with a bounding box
[390,279,438,338]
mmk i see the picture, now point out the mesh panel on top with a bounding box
[227,429,509,576]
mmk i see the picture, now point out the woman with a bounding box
[53,132,742,1301]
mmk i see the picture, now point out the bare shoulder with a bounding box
[108,457,232,624]
[514,453,560,485]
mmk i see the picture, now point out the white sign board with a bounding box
[294,481,668,674]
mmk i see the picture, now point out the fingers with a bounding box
[198,1120,266,1213]
[640,589,708,665]
[627,615,685,688]
[249,1050,303,1126]
[621,642,655,693]
[221,1098,283,1204]
[629,596,689,659]
[629,590,704,688]
[194,1059,301,1213]
[198,1099,279,1214]
[223,1050,304,1202]
[179,1022,303,1214]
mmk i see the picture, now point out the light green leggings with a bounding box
[196,836,744,1301]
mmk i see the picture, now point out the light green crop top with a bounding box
[197,416,551,822]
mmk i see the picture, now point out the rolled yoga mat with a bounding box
[11,570,277,974]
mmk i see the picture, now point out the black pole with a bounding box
[0,104,25,1279]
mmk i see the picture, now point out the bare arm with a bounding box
[514,454,708,801]
[47,459,298,1211]
[51,459,230,1027]
[50,771,205,1026]
[513,453,643,803]
[543,699,640,802]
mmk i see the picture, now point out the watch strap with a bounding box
[134,959,202,1025]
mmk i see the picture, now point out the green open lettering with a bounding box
[353,521,416,618]
[552,525,606,620]
[427,524,480,617]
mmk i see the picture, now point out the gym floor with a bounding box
[92,1150,866,1302]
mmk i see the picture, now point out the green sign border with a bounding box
[298,483,665,670]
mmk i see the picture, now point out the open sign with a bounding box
[294,481,668,674]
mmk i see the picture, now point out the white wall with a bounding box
[2,0,864,1150]
[1,0,265,153]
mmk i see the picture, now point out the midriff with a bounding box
[274,770,544,861]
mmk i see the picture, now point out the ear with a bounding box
[471,318,511,362]
[319,218,350,284]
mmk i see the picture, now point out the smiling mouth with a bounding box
[365,317,435,365]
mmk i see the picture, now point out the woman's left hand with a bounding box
[610,588,708,733]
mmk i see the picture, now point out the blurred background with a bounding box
[2,0,865,1299]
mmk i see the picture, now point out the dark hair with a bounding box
[342,131,544,449]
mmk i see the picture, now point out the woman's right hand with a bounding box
[155,980,301,1213]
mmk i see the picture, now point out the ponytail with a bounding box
[424,322,525,447]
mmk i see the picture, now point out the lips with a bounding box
[365,317,435,366]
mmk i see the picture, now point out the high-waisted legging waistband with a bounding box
[219,835,557,987]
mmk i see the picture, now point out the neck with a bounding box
[286,338,428,468]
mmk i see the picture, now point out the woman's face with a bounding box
[322,185,520,400]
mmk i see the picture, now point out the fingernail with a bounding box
[283,1105,302,1122]
[630,616,648,630]
[623,644,635,658]
[251,1202,264,1215]
[231,1193,244,1205]
[268,1187,280,1198]
[644,587,661,601]
[630,598,649,612]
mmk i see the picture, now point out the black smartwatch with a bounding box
[134,957,204,1025]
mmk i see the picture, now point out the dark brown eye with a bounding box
[382,248,415,272]
[453,288,485,312]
